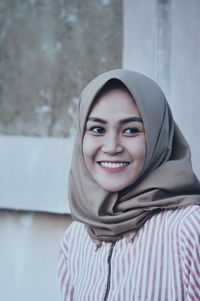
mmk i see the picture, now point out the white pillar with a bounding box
[123,0,200,177]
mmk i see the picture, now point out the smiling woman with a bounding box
[58,69,200,300]
[83,83,146,192]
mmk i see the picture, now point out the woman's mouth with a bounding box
[98,161,130,172]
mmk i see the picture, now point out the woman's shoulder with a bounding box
[145,205,200,240]
[164,204,200,238]
[62,221,87,241]
[177,204,200,236]
[59,221,89,258]
[160,204,199,223]
[174,204,200,225]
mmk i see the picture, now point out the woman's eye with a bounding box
[123,127,140,135]
[89,126,105,134]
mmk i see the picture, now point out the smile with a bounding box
[99,161,130,168]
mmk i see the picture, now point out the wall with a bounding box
[0,135,73,213]
[0,0,122,137]
[123,0,200,177]
[0,211,72,301]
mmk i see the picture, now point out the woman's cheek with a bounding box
[83,135,96,160]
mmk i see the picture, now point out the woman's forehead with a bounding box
[88,88,142,120]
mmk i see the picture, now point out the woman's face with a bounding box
[83,89,146,192]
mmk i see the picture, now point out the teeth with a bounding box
[100,162,129,168]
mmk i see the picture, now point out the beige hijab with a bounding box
[69,69,200,242]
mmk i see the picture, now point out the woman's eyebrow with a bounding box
[119,117,143,124]
[87,117,107,124]
[87,116,143,124]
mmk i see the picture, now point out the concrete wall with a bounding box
[0,136,73,213]
[123,0,200,177]
[0,211,72,301]
[0,0,122,137]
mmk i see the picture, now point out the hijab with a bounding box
[68,69,200,242]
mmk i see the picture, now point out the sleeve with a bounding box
[180,208,200,301]
[57,231,74,301]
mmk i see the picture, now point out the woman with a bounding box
[58,69,200,300]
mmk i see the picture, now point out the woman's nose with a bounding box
[101,134,123,154]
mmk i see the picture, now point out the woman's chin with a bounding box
[98,181,129,193]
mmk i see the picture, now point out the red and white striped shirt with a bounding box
[58,205,200,300]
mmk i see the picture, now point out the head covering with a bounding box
[69,69,200,242]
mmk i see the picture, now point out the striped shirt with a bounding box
[58,205,200,300]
